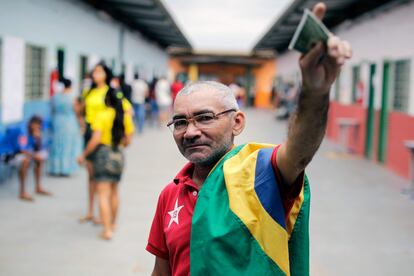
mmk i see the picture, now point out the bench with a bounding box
[336,118,360,154]
[0,120,52,184]
[404,141,414,199]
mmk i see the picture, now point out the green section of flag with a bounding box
[289,176,311,276]
[190,145,286,275]
[190,144,311,275]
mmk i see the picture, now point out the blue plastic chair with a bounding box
[41,118,53,149]
[0,132,10,183]
[5,124,26,153]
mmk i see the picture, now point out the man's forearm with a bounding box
[285,89,330,172]
[276,4,351,185]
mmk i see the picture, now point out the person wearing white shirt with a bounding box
[155,77,172,125]
[131,74,149,133]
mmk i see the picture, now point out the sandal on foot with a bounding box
[79,215,93,223]
[99,231,113,241]
[36,189,52,196]
[92,217,102,225]
[20,194,34,202]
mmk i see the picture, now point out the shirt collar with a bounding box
[173,162,199,191]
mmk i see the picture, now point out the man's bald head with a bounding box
[176,81,239,110]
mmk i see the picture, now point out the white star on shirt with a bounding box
[167,198,184,229]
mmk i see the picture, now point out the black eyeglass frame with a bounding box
[167,108,237,132]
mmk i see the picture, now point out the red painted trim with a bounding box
[327,102,414,180]
[327,101,366,155]
[386,112,414,179]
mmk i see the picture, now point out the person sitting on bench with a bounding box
[18,115,51,201]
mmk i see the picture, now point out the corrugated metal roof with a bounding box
[253,0,404,53]
[80,0,191,49]
[174,54,274,66]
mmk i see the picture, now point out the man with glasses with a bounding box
[147,3,352,275]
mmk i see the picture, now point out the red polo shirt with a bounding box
[146,146,303,276]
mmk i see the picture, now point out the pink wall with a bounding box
[372,111,380,162]
[327,102,414,180]
[386,112,414,179]
[327,102,366,155]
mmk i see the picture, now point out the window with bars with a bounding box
[79,55,88,80]
[333,71,341,101]
[392,59,410,113]
[351,65,360,103]
[25,44,46,100]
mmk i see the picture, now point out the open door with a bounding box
[377,61,390,163]
[364,63,376,159]
[245,65,255,107]
[57,48,65,80]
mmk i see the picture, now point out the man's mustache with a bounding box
[182,140,209,148]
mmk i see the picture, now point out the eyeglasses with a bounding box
[167,109,237,133]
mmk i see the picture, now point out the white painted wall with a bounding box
[275,51,300,83]
[275,1,414,115]
[0,0,168,93]
[123,30,169,81]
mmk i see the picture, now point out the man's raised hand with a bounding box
[300,2,352,96]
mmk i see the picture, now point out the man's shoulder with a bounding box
[158,181,182,200]
[158,162,194,199]
[153,181,184,212]
[230,143,279,156]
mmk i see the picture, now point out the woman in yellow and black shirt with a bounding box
[79,88,134,240]
[79,62,133,224]
[79,62,111,224]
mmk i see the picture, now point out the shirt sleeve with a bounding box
[20,135,33,152]
[122,98,132,111]
[124,114,135,135]
[81,89,89,100]
[271,145,304,218]
[146,192,169,260]
[91,112,105,132]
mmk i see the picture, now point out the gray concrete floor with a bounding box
[0,109,413,276]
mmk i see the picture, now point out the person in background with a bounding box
[49,78,81,176]
[111,75,135,118]
[81,73,92,94]
[229,82,246,109]
[79,62,113,224]
[148,77,159,127]
[155,76,172,126]
[236,82,246,109]
[79,63,134,224]
[275,82,298,120]
[285,82,300,118]
[18,116,51,201]
[356,80,365,105]
[270,85,279,110]
[119,73,132,104]
[110,75,121,93]
[78,89,135,240]
[171,75,184,103]
[229,82,240,99]
[131,73,149,134]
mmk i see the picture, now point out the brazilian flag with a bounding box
[191,143,310,275]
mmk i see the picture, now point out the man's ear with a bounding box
[232,111,245,136]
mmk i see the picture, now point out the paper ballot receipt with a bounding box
[288,9,330,54]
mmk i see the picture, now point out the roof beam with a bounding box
[116,10,166,20]
[134,18,172,27]
[102,0,155,10]
[114,6,164,17]
[80,0,191,48]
